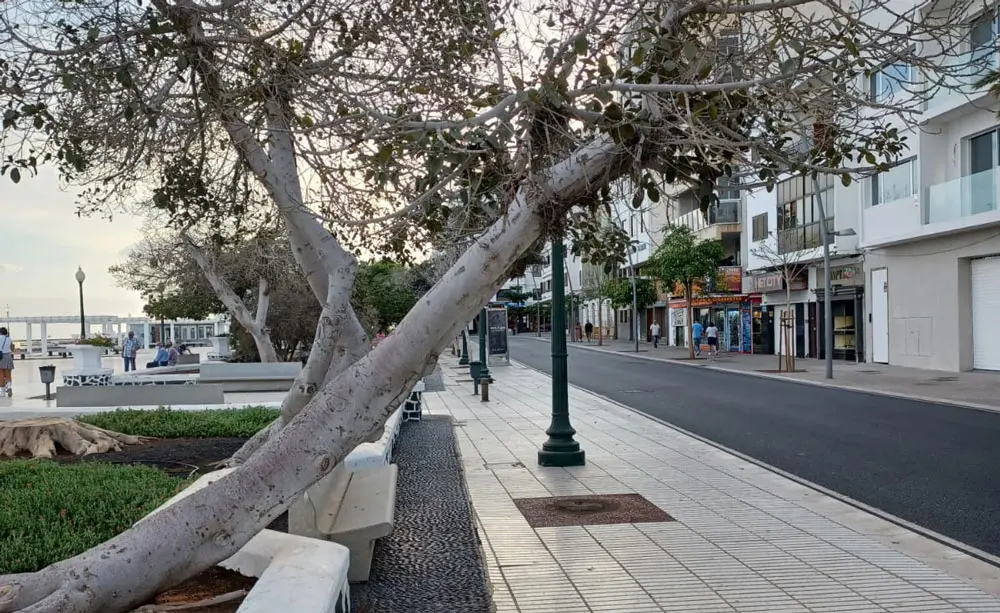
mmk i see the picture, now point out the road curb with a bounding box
[514,335,1000,415]
[508,357,1000,585]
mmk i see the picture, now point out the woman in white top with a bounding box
[0,327,15,396]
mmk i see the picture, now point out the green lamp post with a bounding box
[478,307,492,382]
[459,329,470,365]
[538,238,585,467]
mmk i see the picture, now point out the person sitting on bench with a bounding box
[145,342,169,369]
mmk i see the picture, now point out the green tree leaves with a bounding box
[648,225,725,297]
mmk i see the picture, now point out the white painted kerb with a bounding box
[140,468,351,613]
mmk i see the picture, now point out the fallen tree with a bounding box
[0,0,969,608]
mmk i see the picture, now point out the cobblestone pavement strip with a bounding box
[350,416,493,613]
[429,359,1000,613]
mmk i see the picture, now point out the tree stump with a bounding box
[0,417,144,459]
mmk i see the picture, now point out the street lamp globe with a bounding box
[75,267,86,284]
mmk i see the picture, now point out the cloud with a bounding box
[0,263,23,273]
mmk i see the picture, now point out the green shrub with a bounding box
[0,460,188,574]
[78,407,279,438]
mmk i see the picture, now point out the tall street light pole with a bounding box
[538,238,585,467]
[75,267,87,340]
[813,177,856,380]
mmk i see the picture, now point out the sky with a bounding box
[0,166,146,337]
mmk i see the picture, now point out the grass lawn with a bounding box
[78,406,280,438]
[1,407,280,574]
[0,460,189,574]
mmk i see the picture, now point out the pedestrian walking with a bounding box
[691,320,703,357]
[649,321,661,349]
[0,327,14,397]
[122,331,140,372]
[706,322,719,356]
[584,321,593,343]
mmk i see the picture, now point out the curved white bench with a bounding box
[138,468,351,613]
[345,408,403,471]
[288,461,398,583]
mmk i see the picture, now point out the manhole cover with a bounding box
[933,376,959,382]
[856,370,882,374]
[513,493,673,528]
[620,389,650,393]
[554,499,612,513]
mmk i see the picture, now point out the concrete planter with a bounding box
[142,469,351,613]
[62,344,113,386]
[209,335,231,361]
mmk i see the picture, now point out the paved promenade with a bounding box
[427,357,1000,612]
[517,334,1000,411]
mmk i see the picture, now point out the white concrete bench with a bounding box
[140,469,351,613]
[56,383,225,407]
[345,408,403,471]
[110,373,199,386]
[288,461,398,583]
[200,362,302,392]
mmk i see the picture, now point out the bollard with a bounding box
[481,378,490,402]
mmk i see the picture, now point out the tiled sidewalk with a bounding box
[425,359,1000,613]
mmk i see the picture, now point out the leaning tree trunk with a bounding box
[0,128,628,613]
[182,237,279,362]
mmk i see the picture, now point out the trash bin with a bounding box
[39,365,56,400]
[469,360,482,381]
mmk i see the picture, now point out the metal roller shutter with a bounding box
[971,256,1000,370]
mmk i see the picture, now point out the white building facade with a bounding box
[856,3,1000,372]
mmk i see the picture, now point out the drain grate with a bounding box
[513,493,673,528]
[933,376,960,382]
[620,389,650,394]
[856,370,882,374]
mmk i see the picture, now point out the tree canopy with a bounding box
[603,276,657,310]
[649,225,725,298]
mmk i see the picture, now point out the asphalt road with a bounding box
[508,336,1000,558]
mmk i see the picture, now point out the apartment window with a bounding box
[751,213,768,241]
[970,12,997,56]
[966,128,999,215]
[869,62,911,104]
[871,158,917,205]
[776,174,834,254]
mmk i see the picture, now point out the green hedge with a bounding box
[0,460,188,574]
[78,407,279,438]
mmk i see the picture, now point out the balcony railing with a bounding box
[924,167,999,225]
[675,199,741,232]
[925,48,998,112]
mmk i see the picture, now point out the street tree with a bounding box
[649,226,725,359]
[603,276,658,340]
[0,0,971,608]
[751,231,810,371]
[580,263,611,344]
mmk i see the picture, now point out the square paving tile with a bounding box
[513,493,674,528]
